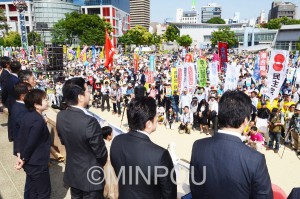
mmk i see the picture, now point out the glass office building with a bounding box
[33,0,80,44]
[84,0,129,13]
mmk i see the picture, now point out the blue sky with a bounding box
[150,0,300,22]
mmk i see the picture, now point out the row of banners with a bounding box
[148,50,300,103]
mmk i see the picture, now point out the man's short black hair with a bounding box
[10,61,21,74]
[14,82,31,100]
[0,56,11,68]
[250,126,258,131]
[62,77,86,106]
[218,90,252,129]
[102,126,113,140]
[18,70,33,82]
[127,96,156,131]
[24,89,47,111]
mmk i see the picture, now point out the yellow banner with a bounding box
[63,45,67,54]
[83,52,87,62]
[171,68,178,94]
[76,46,80,59]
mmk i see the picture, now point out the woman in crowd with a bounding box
[197,98,209,134]
[15,89,51,199]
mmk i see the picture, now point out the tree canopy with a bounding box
[51,12,112,46]
[118,25,154,46]
[176,35,193,47]
[27,31,42,46]
[211,27,237,48]
[1,31,21,47]
[163,25,179,42]
[267,16,300,29]
[206,17,226,24]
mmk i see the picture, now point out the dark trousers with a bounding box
[23,164,51,199]
[269,131,281,150]
[71,187,104,199]
[101,95,110,111]
[113,102,121,114]
[212,116,218,135]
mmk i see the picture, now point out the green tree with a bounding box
[267,16,300,29]
[206,17,226,24]
[118,33,132,45]
[27,31,42,46]
[176,34,193,47]
[151,33,162,46]
[0,8,10,36]
[4,31,21,47]
[296,36,300,51]
[267,18,283,29]
[51,12,112,46]
[118,25,152,46]
[211,27,237,48]
[164,24,179,42]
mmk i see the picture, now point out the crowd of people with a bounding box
[1,46,300,198]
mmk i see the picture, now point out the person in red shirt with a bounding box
[249,126,264,151]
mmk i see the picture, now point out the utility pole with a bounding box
[13,0,28,53]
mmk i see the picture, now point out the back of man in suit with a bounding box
[190,90,273,199]
[56,77,107,199]
[0,56,11,104]
[110,96,177,199]
[5,61,21,142]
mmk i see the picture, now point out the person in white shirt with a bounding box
[179,106,193,134]
[250,90,258,108]
[179,88,192,113]
[291,87,299,103]
[101,81,111,112]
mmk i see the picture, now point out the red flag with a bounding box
[104,30,115,71]
[218,42,228,72]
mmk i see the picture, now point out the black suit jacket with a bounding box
[18,111,51,166]
[110,130,177,199]
[3,74,19,111]
[10,102,29,155]
[190,132,273,199]
[0,69,10,101]
[56,107,107,192]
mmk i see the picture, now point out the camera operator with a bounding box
[289,103,300,156]
[101,81,111,112]
[111,84,122,116]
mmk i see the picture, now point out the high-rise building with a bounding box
[130,0,150,30]
[33,0,80,45]
[82,0,130,46]
[0,0,35,36]
[257,10,267,24]
[201,3,222,23]
[268,1,298,21]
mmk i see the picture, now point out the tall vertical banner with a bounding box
[187,63,196,93]
[218,42,228,72]
[146,71,154,84]
[171,68,178,94]
[259,51,268,77]
[252,55,261,81]
[80,46,88,60]
[286,67,296,83]
[194,63,198,84]
[198,59,207,87]
[209,62,219,87]
[134,53,139,72]
[177,66,183,94]
[267,50,289,102]
[149,55,155,71]
[76,46,80,59]
[224,64,239,91]
[92,45,96,63]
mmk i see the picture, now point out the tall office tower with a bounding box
[130,0,150,30]
[268,1,298,21]
[201,3,222,23]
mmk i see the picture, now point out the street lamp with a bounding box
[13,0,28,52]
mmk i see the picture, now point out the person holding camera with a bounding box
[179,106,193,134]
[101,81,111,112]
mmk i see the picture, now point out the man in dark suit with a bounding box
[56,77,107,199]
[0,56,11,103]
[10,82,31,156]
[190,90,273,199]
[5,61,21,142]
[110,96,177,199]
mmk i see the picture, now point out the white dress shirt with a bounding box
[218,130,243,141]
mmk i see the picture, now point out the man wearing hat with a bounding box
[289,103,300,156]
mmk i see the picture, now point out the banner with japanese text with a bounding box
[133,53,139,72]
[209,62,219,87]
[259,51,268,77]
[177,63,196,94]
[171,68,178,94]
[149,55,155,71]
[198,59,207,87]
[177,66,183,94]
[218,42,228,72]
[187,63,196,94]
[267,50,289,102]
[146,71,155,84]
[252,55,261,81]
[286,67,296,83]
[224,64,239,91]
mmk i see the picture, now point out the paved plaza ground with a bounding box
[0,106,299,198]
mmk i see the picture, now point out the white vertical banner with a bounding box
[187,62,196,93]
[224,64,238,91]
[267,50,289,102]
[177,63,196,94]
[209,62,219,87]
